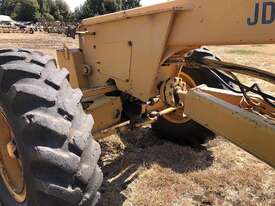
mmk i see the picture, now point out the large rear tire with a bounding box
[0,49,102,206]
[152,67,224,146]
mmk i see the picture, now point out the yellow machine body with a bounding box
[57,0,275,168]
[59,0,275,100]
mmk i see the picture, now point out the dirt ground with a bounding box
[0,33,274,206]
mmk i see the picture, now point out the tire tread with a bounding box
[0,48,102,206]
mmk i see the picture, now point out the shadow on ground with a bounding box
[97,127,214,206]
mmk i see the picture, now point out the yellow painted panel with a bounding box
[184,87,275,168]
[96,41,131,81]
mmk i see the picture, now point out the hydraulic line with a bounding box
[185,50,275,107]
[185,50,275,84]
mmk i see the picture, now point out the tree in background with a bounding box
[121,0,140,10]
[37,0,71,22]
[12,0,40,21]
[0,0,71,22]
[53,0,70,21]
[75,0,141,21]
[0,0,141,22]
[0,0,17,17]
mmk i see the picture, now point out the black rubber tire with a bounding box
[0,49,102,206]
[152,67,224,146]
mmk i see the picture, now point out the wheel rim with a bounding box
[163,72,197,124]
[0,111,26,203]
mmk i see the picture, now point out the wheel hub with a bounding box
[163,72,197,124]
[0,110,26,203]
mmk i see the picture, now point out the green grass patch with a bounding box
[226,49,261,55]
[250,44,265,47]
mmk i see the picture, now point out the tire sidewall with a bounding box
[0,49,103,206]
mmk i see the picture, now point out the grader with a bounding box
[0,0,274,205]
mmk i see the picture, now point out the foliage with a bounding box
[0,0,71,22]
[13,0,40,21]
[0,0,141,22]
[74,0,141,21]
[121,0,140,10]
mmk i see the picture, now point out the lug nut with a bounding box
[7,141,17,159]
[178,102,184,107]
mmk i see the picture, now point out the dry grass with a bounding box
[98,131,275,206]
[0,33,77,58]
[0,33,274,206]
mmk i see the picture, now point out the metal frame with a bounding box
[57,0,275,168]
[184,85,275,168]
